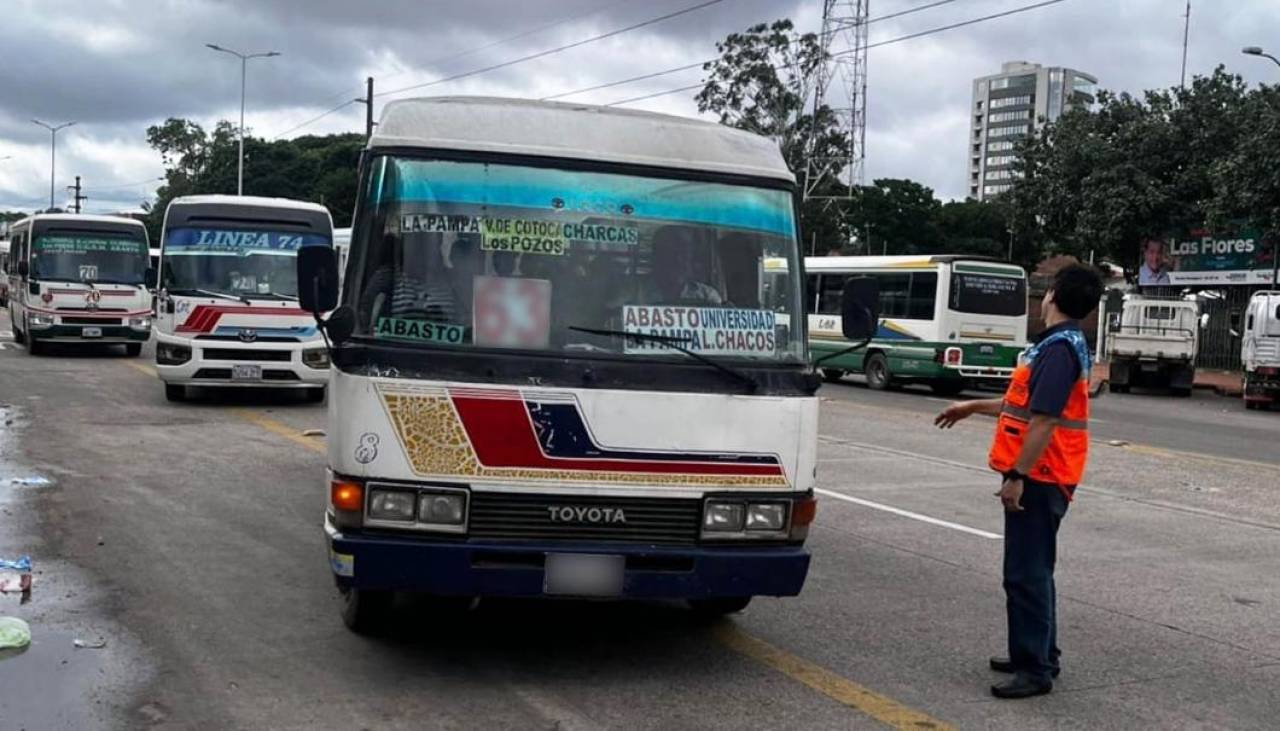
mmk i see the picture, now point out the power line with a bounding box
[83,175,165,193]
[543,0,964,102]
[270,99,359,141]
[270,0,636,136]
[604,0,1070,107]
[374,0,727,100]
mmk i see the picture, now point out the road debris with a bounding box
[0,572,31,594]
[301,429,326,437]
[0,616,31,650]
[1107,439,1130,447]
[73,637,108,649]
[0,556,31,572]
[9,476,51,488]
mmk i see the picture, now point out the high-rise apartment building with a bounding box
[968,61,1097,200]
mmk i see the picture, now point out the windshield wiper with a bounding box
[168,288,253,305]
[244,292,298,301]
[568,326,758,392]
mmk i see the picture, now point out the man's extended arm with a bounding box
[934,397,1003,428]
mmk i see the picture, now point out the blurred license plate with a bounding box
[979,344,995,355]
[544,553,624,597]
[1141,363,1159,372]
[81,327,102,338]
[232,364,262,381]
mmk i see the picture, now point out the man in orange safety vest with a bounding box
[935,264,1103,699]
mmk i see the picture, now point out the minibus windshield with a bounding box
[162,228,329,299]
[32,230,148,284]
[348,157,805,363]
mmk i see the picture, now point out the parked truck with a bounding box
[1242,290,1280,410]
[1105,294,1203,397]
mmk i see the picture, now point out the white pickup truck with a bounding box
[1242,290,1280,410]
[1105,295,1204,397]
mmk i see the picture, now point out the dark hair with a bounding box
[1049,264,1103,320]
[1142,238,1164,253]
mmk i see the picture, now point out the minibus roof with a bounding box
[370,96,795,184]
[805,255,1023,273]
[17,213,147,232]
[164,195,332,234]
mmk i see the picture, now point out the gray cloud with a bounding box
[2,0,1279,211]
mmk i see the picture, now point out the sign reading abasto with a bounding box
[1154,229,1274,285]
[622,306,777,356]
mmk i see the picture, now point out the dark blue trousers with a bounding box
[1003,479,1069,683]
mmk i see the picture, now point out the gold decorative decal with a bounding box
[376,384,789,488]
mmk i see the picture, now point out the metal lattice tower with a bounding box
[803,0,868,202]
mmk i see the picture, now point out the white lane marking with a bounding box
[815,487,1002,540]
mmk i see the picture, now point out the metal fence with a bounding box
[1141,286,1256,371]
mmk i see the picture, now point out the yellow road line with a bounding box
[713,624,954,730]
[125,361,157,378]
[232,408,325,454]
[1112,441,1277,472]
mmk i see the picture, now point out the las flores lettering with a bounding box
[400,214,638,256]
[1169,236,1256,256]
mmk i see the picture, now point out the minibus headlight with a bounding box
[368,489,416,521]
[745,503,787,532]
[702,501,745,533]
[156,342,191,365]
[28,314,54,329]
[128,316,151,330]
[418,491,466,526]
[302,347,330,369]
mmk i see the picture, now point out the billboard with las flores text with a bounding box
[1139,227,1276,286]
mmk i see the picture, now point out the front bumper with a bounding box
[326,518,811,600]
[30,324,150,343]
[154,334,328,388]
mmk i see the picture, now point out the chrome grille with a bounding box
[469,493,701,545]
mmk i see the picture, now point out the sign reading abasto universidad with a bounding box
[1155,228,1276,285]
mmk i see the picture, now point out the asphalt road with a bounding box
[2,319,1278,730]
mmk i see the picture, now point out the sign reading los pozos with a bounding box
[623,306,777,356]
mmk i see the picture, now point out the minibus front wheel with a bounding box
[340,587,393,635]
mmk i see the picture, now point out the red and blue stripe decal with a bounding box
[448,389,784,477]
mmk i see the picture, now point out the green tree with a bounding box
[697,19,851,250]
[845,178,942,255]
[144,119,363,241]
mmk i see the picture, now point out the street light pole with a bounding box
[206,44,280,196]
[1241,46,1280,286]
[31,119,76,210]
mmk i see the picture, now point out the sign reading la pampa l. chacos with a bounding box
[1139,227,1276,286]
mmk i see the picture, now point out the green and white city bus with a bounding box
[801,255,1028,395]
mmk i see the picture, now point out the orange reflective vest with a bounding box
[988,328,1091,498]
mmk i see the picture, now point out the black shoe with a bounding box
[991,674,1053,699]
[990,657,1060,678]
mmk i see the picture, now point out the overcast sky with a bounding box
[2,0,1278,213]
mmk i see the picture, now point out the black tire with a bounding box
[125,343,142,357]
[1245,400,1261,411]
[27,336,43,356]
[304,387,326,404]
[688,596,752,617]
[1171,387,1192,398]
[1108,382,1129,394]
[864,353,891,391]
[11,322,24,344]
[930,379,965,397]
[164,384,187,402]
[821,368,844,383]
[340,587,393,634]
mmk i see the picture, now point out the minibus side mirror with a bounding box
[325,305,356,344]
[840,276,880,341]
[297,246,339,314]
[144,267,157,290]
[1199,313,1210,330]
[16,260,28,278]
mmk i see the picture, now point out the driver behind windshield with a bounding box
[641,226,723,306]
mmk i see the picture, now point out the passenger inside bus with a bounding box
[641,226,723,305]
[360,231,463,329]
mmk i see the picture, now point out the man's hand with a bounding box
[934,401,974,428]
[996,477,1025,512]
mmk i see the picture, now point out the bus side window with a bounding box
[1246,312,1254,332]
[878,273,910,318]
[907,272,937,320]
[818,274,846,315]
[805,274,819,313]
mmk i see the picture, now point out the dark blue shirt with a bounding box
[1028,321,1084,418]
